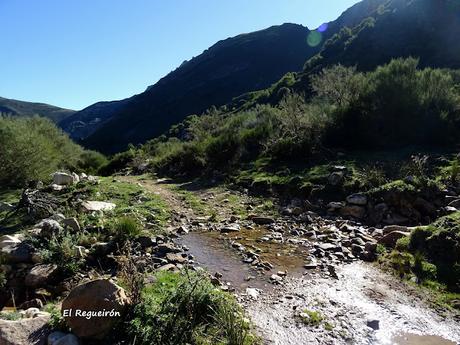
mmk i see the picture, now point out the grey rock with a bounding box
[62,218,80,232]
[346,193,368,206]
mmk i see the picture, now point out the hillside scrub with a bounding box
[0,116,106,187]
[127,58,459,178]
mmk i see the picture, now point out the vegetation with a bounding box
[0,116,106,187]
[381,212,460,309]
[129,270,256,345]
[115,59,458,182]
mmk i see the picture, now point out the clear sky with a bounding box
[1,0,359,110]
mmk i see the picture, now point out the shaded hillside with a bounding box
[0,96,75,123]
[59,97,133,141]
[299,0,460,79]
[78,23,319,153]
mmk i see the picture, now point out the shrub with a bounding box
[111,217,142,243]
[0,116,105,187]
[129,271,253,345]
[77,150,108,174]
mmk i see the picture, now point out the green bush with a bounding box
[111,217,142,243]
[0,116,105,187]
[129,271,254,345]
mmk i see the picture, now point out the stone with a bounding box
[157,263,177,271]
[0,234,23,249]
[156,243,181,256]
[382,225,408,235]
[0,315,50,345]
[220,224,241,233]
[364,242,377,253]
[25,264,59,288]
[366,319,379,330]
[1,242,32,264]
[328,172,344,186]
[340,205,366,219]
[52,172,76,186]
[176,225,189,234]
[165,253,187,264]
[327,202,344,211]
[54,334,80,345]
[378,231,408,247]
[445,206,458,213]
[81,201,116,212]
[62,218,80,232]
[270,274,283,283]
[346,193,368,206]
[61,279,129,339]
[19,298,44,310]
[37,219,63,238]
[136,236,155,248]
[245,288,260,299]
[317,243,337,251]
[251,216,275,225]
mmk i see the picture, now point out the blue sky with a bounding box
[0,0,359,110]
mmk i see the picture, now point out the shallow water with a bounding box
[392,333,457,345]
[178,230,460,345]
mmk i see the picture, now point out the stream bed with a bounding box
[178,231,460,345]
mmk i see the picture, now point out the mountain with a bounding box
[69,0,459,154]
[67,23,322,153]
[59,98,133,141]
[299,0,460,79]
[0,97,75,123]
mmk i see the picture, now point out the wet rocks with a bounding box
[328,172,344,186]
[61,279,130,339]
[48,332,79,345]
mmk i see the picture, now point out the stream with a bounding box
[178,231,460,345]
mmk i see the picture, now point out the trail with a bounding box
[121,175,460,345]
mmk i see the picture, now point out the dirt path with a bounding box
[119,175,460,345]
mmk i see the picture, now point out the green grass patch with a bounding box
[129,270,257,345]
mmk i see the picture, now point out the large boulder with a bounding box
[0,315,50,345]
[1,240,32,264]
[61,279,129,339]
[346,193,368,206]
[52,172,76,186]
[378,231,409,247]
[0,235,23,249]
[340,205,366,219]
[25,264,59,288]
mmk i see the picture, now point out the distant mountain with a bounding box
[59,98,133,141]
[0,97,75,123]
[69,23,324,153]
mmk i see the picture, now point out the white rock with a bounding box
[245,288,260,299]
[81,201,116,212]
[52,172,76,186]
[0,234,23,249]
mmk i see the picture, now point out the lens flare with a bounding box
[317,23,328,33]
[307,31,322,47]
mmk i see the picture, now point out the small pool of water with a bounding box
[392,332,457,345]
[178,229,308,290]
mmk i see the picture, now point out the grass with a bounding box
[379,212,460,311]
[129,270,257,345]
[168,184,208,215]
